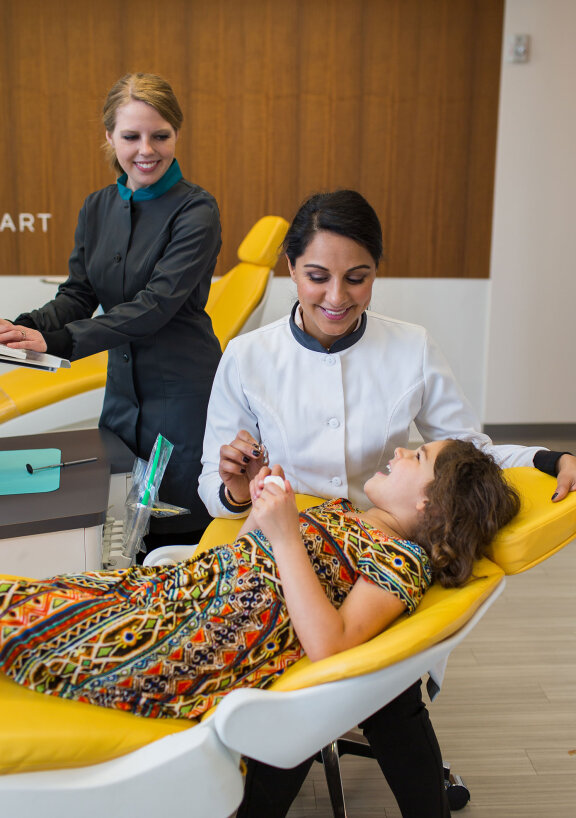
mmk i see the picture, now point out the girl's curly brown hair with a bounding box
[414,439,521,588]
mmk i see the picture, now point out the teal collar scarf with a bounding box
[116,159,183,201]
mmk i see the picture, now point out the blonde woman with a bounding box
[0,73,222,545]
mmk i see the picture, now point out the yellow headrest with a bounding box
[489,467,576,574]
[237,215,289,267]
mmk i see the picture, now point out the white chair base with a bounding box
[0,719,243,818]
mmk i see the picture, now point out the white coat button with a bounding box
[328,418,340,429]
[324,356,336,366]
[331,477,342,487]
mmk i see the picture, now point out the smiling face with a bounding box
[364,441,448,515]
[288,231,377,349]
[106,99,178,191]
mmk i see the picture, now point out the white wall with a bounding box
[485,0,576,423]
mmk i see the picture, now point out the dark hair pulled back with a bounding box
[282,189,383,266]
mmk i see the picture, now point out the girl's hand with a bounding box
[249,464,286,503]
[249,470,299,547]
[0,320,47,353]
[218,429,269,504]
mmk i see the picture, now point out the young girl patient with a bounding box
[0,440,519,720]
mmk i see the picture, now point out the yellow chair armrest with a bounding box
[0,352,107,421]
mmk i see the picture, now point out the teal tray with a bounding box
[0,449,62,495]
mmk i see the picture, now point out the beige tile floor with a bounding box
[288,432,576,817]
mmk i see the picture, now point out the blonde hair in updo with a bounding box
[102,73,183,174]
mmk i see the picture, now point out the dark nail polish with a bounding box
[252,449,260,457]
[240,468,246,474]
[551,492,558,500]
[242,456,250,464]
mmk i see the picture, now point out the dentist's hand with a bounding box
[218,430,269,505]
[552,453,576,502]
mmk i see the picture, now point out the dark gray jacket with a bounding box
[18,179,222,532]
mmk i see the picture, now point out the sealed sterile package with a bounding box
[121,434,188,562]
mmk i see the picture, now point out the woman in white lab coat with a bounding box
[199,189,576,818]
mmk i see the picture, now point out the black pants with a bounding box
[235,680,450,818]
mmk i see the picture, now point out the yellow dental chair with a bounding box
[206,214,289,350]
[0,215,289,437]
[0,351,108,437]
[0,468,575,818]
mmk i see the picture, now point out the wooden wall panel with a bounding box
[0,0,503,279]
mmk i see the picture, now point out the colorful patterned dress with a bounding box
[0,499,431,720]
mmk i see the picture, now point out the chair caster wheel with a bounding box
[445,774,470,811]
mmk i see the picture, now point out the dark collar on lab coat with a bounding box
[289,302,367,353]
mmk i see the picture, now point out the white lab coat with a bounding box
[199,309,542,517]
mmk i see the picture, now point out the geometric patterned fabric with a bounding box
[0,499,431,720]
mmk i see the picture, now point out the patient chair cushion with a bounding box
[196,493,322,556]
[0,672,193,774]
[488,468,576,574]
[0,572,192,775]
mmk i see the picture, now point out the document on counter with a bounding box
[0,343,71,372]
